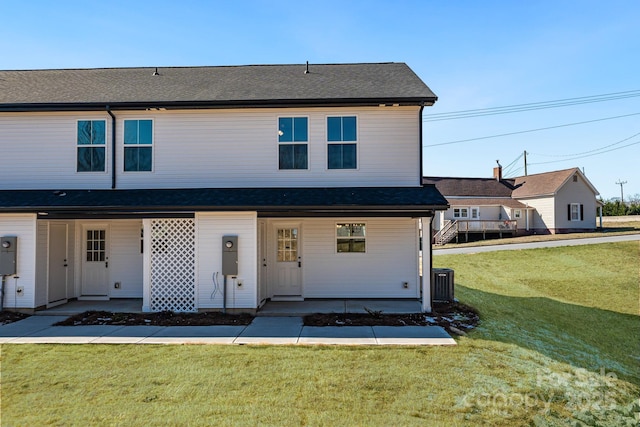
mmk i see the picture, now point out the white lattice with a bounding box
[150,219,196,312]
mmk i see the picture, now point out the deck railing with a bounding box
[434,220,517,245]
[456,220,517,233]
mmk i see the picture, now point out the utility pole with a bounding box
[523,150,528,176]
[615,180,627,202]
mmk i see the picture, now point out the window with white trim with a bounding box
[453,208,469,219]
[470,207,480,219]
[514,209,522,219]
[570,203,582,221]
[336,223,366,253]
[124,119,153,171]
[77,120,106,172]
[278,117,308,169]
[327,116,357,169]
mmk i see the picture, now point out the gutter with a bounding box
[0,97,438,113]
[106,106,116,189]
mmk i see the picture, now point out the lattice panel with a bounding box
[150,219,196,312]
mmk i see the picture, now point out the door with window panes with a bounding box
[81,225,109,296]
[271,223,302,298]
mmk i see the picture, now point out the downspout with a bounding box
[106,106,116,189]
[428,215,434,312]
[419,103,425,184]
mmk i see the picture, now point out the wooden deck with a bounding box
[434,220,517,245]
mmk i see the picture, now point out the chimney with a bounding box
[493,160,502,181]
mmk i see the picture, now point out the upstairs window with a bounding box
[278,117,308,170]
[327,116,357,169]
[77,120,106,172]
[124,119,153,172]
[336,223,366,253]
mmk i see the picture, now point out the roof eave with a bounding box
[0,96,437,112]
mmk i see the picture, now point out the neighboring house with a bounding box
[424,165,601,244]
[0,63,448,313]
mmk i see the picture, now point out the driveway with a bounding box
[433,233,640,255]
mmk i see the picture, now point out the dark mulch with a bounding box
[53,310,254,326]
[0,311,31,325]
[303,301,480,335]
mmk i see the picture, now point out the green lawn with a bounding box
[1,242,638,426]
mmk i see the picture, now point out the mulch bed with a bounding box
[0,311,31,325]
[53,310,254,326]
[49,301,479,336]
[303,301,480,335]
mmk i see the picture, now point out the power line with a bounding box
[423,112,640,147]
[530,131,640,158]
[529,139,640,165]
[423,90,640,122]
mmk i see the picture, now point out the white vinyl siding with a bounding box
[195,212,257,310]
[0,112,112,190]
[0,106,421,189]
[108,220,144,298]
[520,196,555,232]
[555,176,597,230]
[301,218,419,298]
[0,214,37,308]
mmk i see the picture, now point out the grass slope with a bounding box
[1,242,638,426]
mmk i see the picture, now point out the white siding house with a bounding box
[426,166,601,244]
[0,63,447,313]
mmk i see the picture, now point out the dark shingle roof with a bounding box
[422,177,516,197]
[0,186,448,215]
[0,63,437,110]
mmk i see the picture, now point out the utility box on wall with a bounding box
[222,235,238,276]
[0,236,17,275]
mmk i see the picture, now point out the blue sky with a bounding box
[1,0,638,199]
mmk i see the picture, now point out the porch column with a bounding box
[421,216,433,313]
[142,219,151,312]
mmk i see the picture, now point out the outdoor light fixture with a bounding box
[2,241,10,249]
[225,240,234,249]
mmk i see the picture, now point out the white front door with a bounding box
[48,223,68,305]
[271,223,302,298]
[81,225,109,296]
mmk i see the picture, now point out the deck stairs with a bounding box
[434,220,457,245]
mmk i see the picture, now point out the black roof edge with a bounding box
[0,97,437,113]
[9,204,448,213]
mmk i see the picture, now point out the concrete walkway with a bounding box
[434,233,640,255]
[0,315,456,346]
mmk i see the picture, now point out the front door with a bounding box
[81,225,109,296]
[271,223,302,298]
[48,223,68,305]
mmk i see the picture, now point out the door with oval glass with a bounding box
[271,223,302,299]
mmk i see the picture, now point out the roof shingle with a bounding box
[0,63,437,110]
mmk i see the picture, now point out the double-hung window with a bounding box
[327,116,357,169]
[77,120,106,172]
[336,223,366,253]
[124,119,153,172]
[453,208,468,219]
[569,203,583,221]
[278,117,308,169]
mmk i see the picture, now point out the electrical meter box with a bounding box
[222,235,238,276]
[0,236,17,275]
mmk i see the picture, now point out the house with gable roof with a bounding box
[0,62,448,313]
[424,165,602,244]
